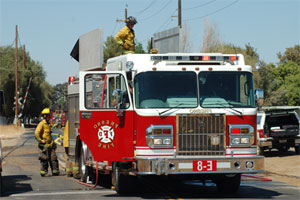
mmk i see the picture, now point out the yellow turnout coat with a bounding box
[115,25,135,52]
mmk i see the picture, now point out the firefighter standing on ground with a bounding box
[35,108,59,177]
[115,16,137,54]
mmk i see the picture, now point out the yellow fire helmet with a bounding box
[41,108,50,115]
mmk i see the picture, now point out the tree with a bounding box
[256,62,276,100]
[201,18,222,53]
[0,46,53,120]
[200,19,260,71]
[271,61,300,106]
[135,41,146,54]
[181,23,192,53]
[103,36,146,64]
[103,36,124,64]
[277,45,300,66]
[52,82,67,110]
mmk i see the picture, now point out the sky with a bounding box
[1,0,299,85]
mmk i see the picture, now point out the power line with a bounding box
[156,9,177,32]
[185,0,239,21]
[139,0,172,21]
[182,0,216,11]
[111,21,119,36]
[17,31,22,47]
[136,0,157,17]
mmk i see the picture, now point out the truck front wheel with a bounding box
[112,163,136,195]
[295,146,300,154]
[215,174,241,194]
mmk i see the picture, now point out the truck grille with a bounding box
[176,114,226,156]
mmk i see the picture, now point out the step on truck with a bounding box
[66,29,264,194]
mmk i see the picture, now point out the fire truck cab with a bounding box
[68,51,264,194]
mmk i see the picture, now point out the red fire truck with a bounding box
[66,50,264,194]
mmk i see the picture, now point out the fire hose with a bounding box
[241,174,272,181]
[77,162,99,188]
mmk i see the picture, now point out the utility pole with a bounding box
[23,45,26,69]
[116,7,128,22]
[178,0,182,28]
[15,25,19,125]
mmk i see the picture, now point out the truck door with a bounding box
[79,71,134,161]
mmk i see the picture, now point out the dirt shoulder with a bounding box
[0,125,28,148]
[259,150,300,187]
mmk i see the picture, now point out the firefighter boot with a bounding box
[72,162,80,179]
[40,170,47,177]
[52,169,60,176]
[66,161,73,177]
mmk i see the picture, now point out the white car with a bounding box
[256,107,300,155]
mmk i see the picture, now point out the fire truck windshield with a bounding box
[135,71,255,109]
[199,71,255,108]
[135,72,198,108]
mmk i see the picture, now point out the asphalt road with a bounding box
[1,129,300,200]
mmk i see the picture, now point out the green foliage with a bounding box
[52,82,67,110]
[103,36,124,64]
[0,46,53,119]
[135,41,146,54]
[256,62,276,98]
[103,36,146,64]
[260,51,300,106]
[277,45,300,66]
[271,61,300,106]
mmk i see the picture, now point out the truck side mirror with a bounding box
[255,89,264,99]
[255,89,264,107]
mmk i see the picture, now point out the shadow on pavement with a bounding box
[103,178,282,199]
[2,175,33,197]
[263,149,299,157]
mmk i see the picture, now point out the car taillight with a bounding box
[258,129,265,138]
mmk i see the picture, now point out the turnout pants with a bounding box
[38,143,59,175]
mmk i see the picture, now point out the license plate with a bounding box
[193,160,217,171]
[279,139,287,143]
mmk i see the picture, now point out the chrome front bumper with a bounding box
[136,156,264,175]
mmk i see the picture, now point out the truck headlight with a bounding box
[146,125,173,148]
[232,138,241,145]
[241,137,250,144]
[153,138,163,145]
[229,124,254,146]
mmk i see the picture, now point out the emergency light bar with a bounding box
[151,55,239,62]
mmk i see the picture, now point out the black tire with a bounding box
[112,163,136,195]
[278,146,288,153]
[98,173,112,188]
[79,148,88,182]
[295,146,300,155]
[216,174,241,194]
[0,173,3,196]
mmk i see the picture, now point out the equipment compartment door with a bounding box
[79,71,134,161]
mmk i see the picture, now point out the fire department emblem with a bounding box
[97,125,115,144]
[94,120,118,149]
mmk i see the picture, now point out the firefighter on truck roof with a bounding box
[114,16,137,54]
[35,108,59,177]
